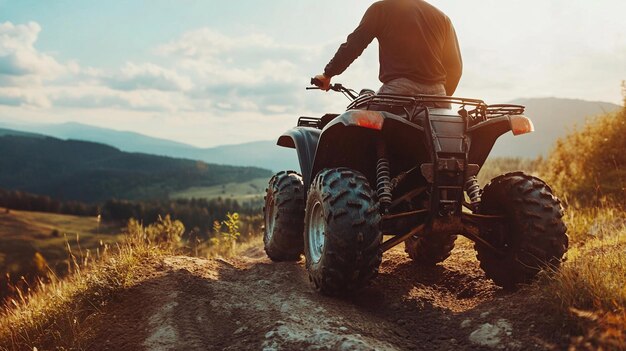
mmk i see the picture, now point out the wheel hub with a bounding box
[307,201,326,264]
[265,197,276,241]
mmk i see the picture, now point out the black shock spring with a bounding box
[376,158,392,209]
[465,176,482,204]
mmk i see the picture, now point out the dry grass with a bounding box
[562,204,626,243]
[544,210,625,311]
[0,216,182,350]
[535,205,626,349]
[0,212,262,350]
[532,89,626,348]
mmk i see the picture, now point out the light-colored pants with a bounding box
[378,78,450,108]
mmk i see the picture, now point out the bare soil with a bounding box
[85,238,572,350]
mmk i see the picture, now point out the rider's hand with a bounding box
[314,74,332,91]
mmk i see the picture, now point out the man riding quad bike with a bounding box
[264,81,568,295]
[263,0,568,295]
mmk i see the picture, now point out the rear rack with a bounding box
[348,94,525,121]
[348,94,488,111]
[483,104,525,117]
[298,94,526,129]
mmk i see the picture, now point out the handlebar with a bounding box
[308,77,358,100]
[311,77,323,87]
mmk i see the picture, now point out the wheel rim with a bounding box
[265,197,276,241]
[307,201,325,264]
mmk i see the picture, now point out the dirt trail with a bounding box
[88,239,569,350]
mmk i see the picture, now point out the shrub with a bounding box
[542,103,626,206]
[124,215,185,250]
[208,213,242,257]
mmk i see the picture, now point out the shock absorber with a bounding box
[465,176,482,205]
[377,158,392,211]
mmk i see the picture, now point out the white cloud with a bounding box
[0,21,344,118]
[0,87,51,108]
[0,21,65,107]
[156,28,334,117]
[0,22,307,114]
[157,28,279,58]
[49,84,192,113]
[0,21,64,78]
[104,62,193,92]
[0,21,196,112]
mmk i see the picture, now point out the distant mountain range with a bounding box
[0,134,271,203]
[0,121,299,172]
[0,97,620,172]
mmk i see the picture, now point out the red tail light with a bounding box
[353,111,384,130]
[510,115,534,136]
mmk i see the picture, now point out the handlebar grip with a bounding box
[311,77,323,87]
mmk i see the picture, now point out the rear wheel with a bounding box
[263,171,305,261]
[304,168,382,295]
[404,233,457,266]
[476,172,568,289]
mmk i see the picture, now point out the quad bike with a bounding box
[263,78,568,295]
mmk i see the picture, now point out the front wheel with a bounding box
[304,168,382,295]
[263,171,305,261]
[475,172,568,290]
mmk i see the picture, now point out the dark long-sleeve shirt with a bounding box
[324,0,463,95]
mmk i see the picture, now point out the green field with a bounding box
[0,208,123,294]
[171,177,269,204]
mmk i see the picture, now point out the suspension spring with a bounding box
[376,158,392,210]
[465,176,482,204]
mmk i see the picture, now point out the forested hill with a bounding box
[0,135,272,203]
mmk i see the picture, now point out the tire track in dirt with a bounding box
[89,238,569,350]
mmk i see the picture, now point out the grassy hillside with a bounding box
[171,177,269,205]
[0,134,272,202]
[0,208,122,297]
[0,218,173,350]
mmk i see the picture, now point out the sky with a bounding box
[0,0,624,147]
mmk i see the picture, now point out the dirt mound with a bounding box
[85,239,569,350]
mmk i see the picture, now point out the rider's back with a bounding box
[321,0,462,96]
[373,0,456,86]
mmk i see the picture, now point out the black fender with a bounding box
[311,110,426,187]
[467,115,534,166]
[277,127,320,186]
